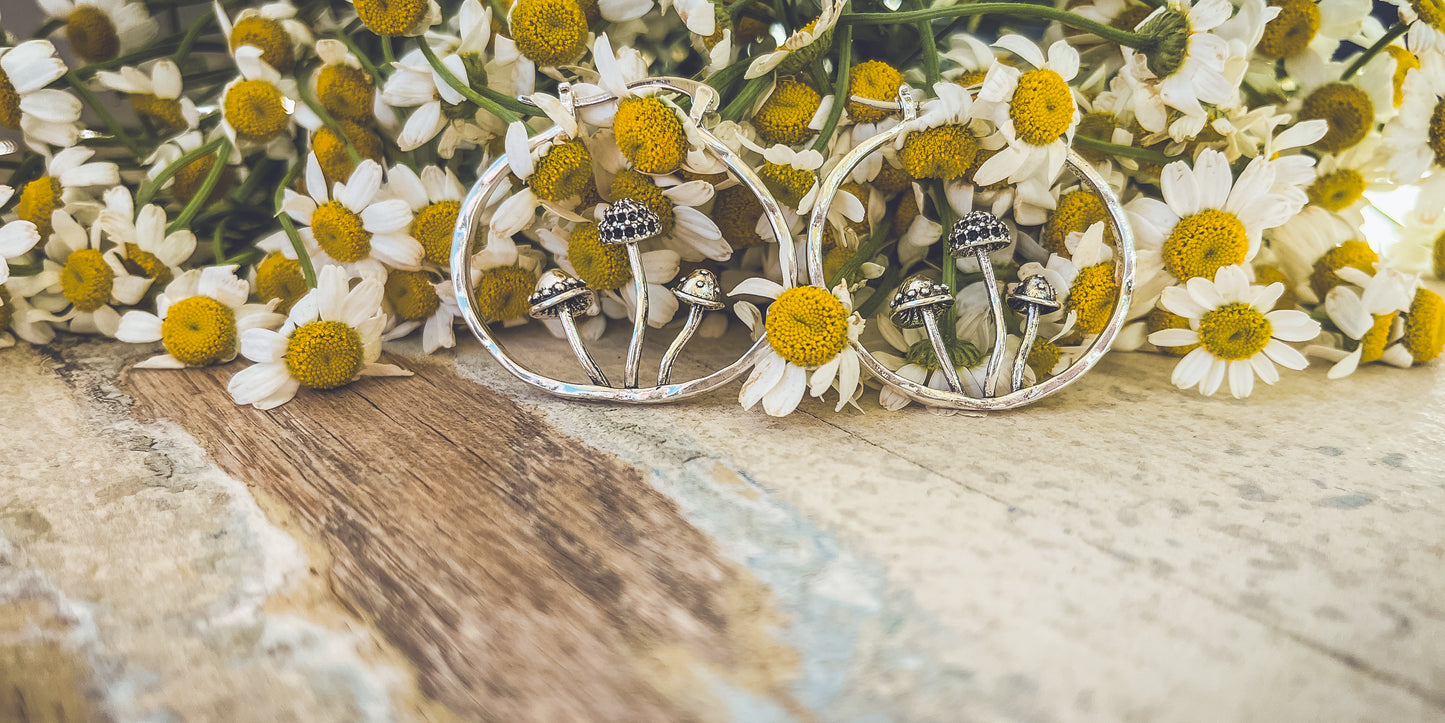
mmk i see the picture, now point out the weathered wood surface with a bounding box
[2,325,1444,722]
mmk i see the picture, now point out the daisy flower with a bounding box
[13,147,120,240]
[349,0,440,37]
[1264,205,1356,299]
[972,36,1081,191]
[32,209,152,337]
[1019,221,1118,335]
[214,0,312,74]
[385,164,466,268]
[219,45,311,160]
[745,0,846,79]
[116,265,285,368]
[731,278,864,416]
[281,155,423,280]
[1148,265,1321,398]
[96,187,196,288]
[1287,51,1394,157]
[1386,0,1445,53]
[38,0,156,64]
[229,265,412,410]
[1304,135,1394,226]
[0,283,58,348]
[0,185,41,286]
[536,219,682,329]
[312,39,387,128]
[1307,265,1417,378]
[1243,0,1376,81]
[605,166,729,263]
[468,242,547,329]
[1120,0,1239,137]
[1382,51,1445,214]
[940,31,999,88]
[0,39,80,150]
[1386,205,1445,278]
[95,59,199,131]
[379,269,461,354]
[488,121,596,247]
[380,45,497,157]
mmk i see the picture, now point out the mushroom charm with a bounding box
[1005,274,1061,393]
[890,275,963,393]
[528,269,609,387]
[947,211,1012,397]
[657,268,725,385]
[598,198,664,388]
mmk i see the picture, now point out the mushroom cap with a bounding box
[672,268,725,310]
[889,275,954,329]
[528,268,595,319]
[598,198,662,245]
[1007,274,1061,314]
[948,210,1011,255]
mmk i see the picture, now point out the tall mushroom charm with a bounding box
[889,275,963,393]
[528,269,610,387]
[1005,274,1061,393]
[597,198,663,388]
[657,268,725,385]
[947,211,1012,397]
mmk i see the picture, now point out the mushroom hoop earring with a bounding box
[806,84,1137,411]
[451,77,797,403]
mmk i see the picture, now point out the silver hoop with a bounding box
[806,87,1136,411]
[450,77,795,403]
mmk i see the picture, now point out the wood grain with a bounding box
[123,355,799,722]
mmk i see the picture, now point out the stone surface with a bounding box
[1,325,1443,722]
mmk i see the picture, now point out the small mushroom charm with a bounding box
[889,274,963,393]
[657,268,725,386]
[529,269,610,387]
[947,211,1012,397]
[598,198,664,388]
[1006,274,1061,393]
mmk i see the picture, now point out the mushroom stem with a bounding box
[975,250,1007,397]
[1011,304,1041,393]
[921,311,963,393]
[623,244,648,388]
[559,310,610,387]
[657,305,704,386]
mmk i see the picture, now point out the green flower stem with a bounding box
[273,160,316,289]
[76,40,229,77]
[5,260,45,277]
[211,219,229,263]
[930,182,958,329]
[171,9,215,65]
[64,71,144,157]
[1342,22,1408,80]
[843,5,1155,49]
[488,0,510,23]
[136,135,229,208]
[295,64,364,166]
[416,40,523,125]
[33,18,64,39]
[335,33,383,81]
[719,74,771,122]
[167,138,232,234]
[382,35,397,66]
[1072,135,1183,165]
[908,0,940,87]
[810,21,851,153]
[228,156,275,204]
[829,215,891,288]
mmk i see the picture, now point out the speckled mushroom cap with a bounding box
[1007,274,1061,314]
[672,269,725,310]
[889,275,955,329]
[597,198,663,245]
[528,269,595,319]
[947,210,1011,255]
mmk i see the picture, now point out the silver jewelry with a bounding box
[806,84,1136,411]
[451,77,795,403]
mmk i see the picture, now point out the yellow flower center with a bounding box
[1429,98,1445,167]
[353,0,430,36]
[1147,307,1199,356]
[1042,189,1111,256]
[313,119,384,187]
[1161,208,1249,282]
[224,79,290,143]
[255,253,307,314]
[61,248,114,312]
[1306,168,1365,212]
[568,222,630,290]
[713,184,765,249]
[847,60,903,125]
[613,96,688,174]
[510,0,589,66]
[1298,82,1373,153]
[871,161,912,195]
[822,245,854,284]
[286,320,365,389]
[384,270,441,321]
[1198,302,1273,360]
[1309,239,1377,299]
[0,69,19,130]
[230,15,294,73]
[1434,229,1445,280]
[119,242,173,286]
[317,64,375,123]
[1257,0,1319,59]
[1011,69,1074,146]
[702,5,730,49]
[311,200,372,262]
[473,265,534,323]
[1411,0,1445,31]
[953,69,987,88]
[898,125,978,180]
[753,77,822,145]
[758,162,815,209]
[578,0,601,23]
[1403,287,1445,362]
[530,139,593,202]
[609,169,677,233]
[1385,45,1419,108]
[1066,262,1118,334]
[17,176,62,239]
[1027,338,1062,378]
[1358,312,1396,363]
[161,296,238,366]
[1252,264,1298,310]
[172,153,233,205]
[129,93,187,129]
[66,4,119,63]
[411,201,459,266]
[765,286,849,367]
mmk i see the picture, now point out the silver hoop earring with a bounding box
[450,77,797,403]
[806,85,1137,411]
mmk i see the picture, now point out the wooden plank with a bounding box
[123,356,801,722]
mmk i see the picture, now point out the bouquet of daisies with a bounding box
[0,0,1441,414]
